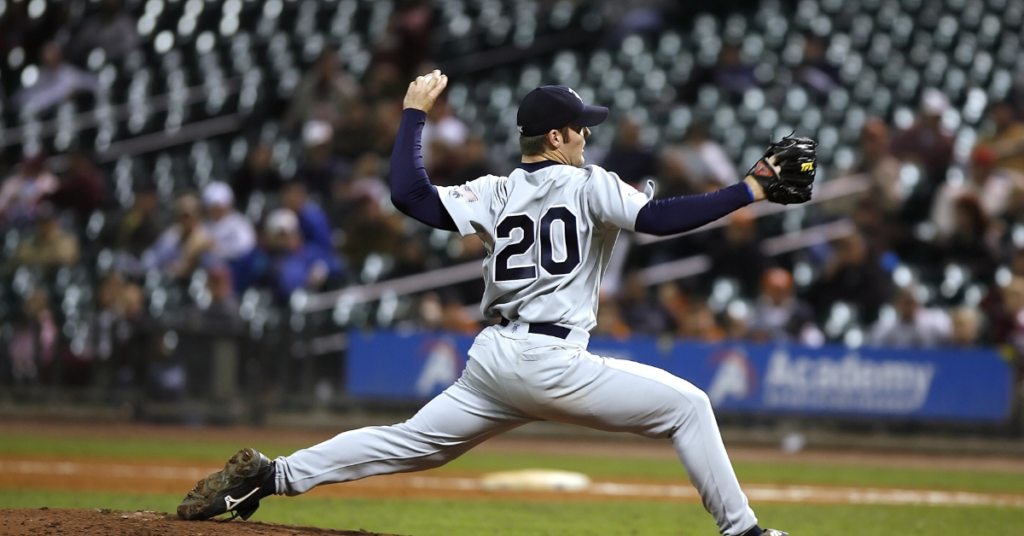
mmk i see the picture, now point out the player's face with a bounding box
[561,125,590,166]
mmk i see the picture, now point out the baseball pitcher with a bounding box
[178,70,816,536]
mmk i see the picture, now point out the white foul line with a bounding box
[2,460,1023,508]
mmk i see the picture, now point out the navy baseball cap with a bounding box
[516,86,609,137]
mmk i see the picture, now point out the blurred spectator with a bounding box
[416,292,445,330]
[0,0,65,60]
[808,232,892,324]
[453,136,501,186]
[112,283,156,390]
[422,97,468,172]
[8,290,58,384]
[102,182,164,259]
[375,2,434,77]
[950,306,983,347]
[4,204,80,273]
[143,194,213,279]
[280,181,334,252]
[341,189,405,272]
[13,41,98,114]
[594,295,632,340]
[391,236,429,278]
[795,36,839,95]
[869,286,951,348]
[70,273,126,373]
[600,117,658,186]
[0,154,60,227]
[713,45,756,98]
[661,121,738,197]
[619,271,673,334]
[413,291,477,333]
[195,266,241,327]
[980,101,1024,174]
[442,295,479,335]
[296,121,349,200]
[679,300,725,342]
[931,145,1024,237]
[841,119,903,216]
[45,150,105,224]
[992,276,1024,349]
[202,182,256,266]
[722,303,750,340]
[657,282,691,336]
[334,101,379,159]
[708,208,767,297]
[372,100,405,155]
[333,152,387,213]
[364,62,406,103]
[748,268,822,345]
[892,89,955,222]
[261,209,344,302]
[65,0,140,65]
[283,48,362,131]
[602,2,669,45]
[941,194,998,280]
[850,197,893,256]
[232,142,284,210]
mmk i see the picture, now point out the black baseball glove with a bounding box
[747,135,817,204]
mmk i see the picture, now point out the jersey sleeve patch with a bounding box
[450,184,480,203]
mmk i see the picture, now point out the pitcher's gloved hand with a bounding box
[746,135,817,205]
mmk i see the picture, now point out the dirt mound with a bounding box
[0,508,406,536]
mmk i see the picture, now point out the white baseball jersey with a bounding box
[437,163,654,330]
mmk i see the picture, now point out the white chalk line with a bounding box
[2,460,1022,508]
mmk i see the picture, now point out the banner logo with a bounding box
[707,349,758,406]
[416,340,463,396]
[762,349,935,413]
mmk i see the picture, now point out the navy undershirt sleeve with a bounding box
[389,108,458,232]
[633,182,755,236]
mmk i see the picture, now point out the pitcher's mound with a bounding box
[0,508,407,536]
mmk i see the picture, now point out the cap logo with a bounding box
[566,87,583,104]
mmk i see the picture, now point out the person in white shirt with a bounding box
[0,154,59,227]
[421,97,468,169]
[661,122,738,196]
[202,182,256,263]
[13,42,98,114]
[869,285,952,348]
[931,144,1024,237]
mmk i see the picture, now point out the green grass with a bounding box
[3,433,1024,494]
[0,489,1019,536]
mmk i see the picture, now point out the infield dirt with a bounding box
[0,508,403,536]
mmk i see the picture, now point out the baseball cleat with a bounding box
[177,447,273,521]
[763,530,788,536]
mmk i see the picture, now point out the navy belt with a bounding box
[499,318,571,339]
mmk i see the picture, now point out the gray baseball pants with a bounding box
[273,321,758,536]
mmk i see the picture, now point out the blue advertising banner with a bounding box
[347,331,1014,422]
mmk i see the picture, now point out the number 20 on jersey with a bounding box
[494,206,581,281]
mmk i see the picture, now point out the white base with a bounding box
[479,469,592,492]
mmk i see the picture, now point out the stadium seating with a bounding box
[2,0,1021,407]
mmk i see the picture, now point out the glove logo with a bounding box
[753,161,773,178]
[800,162,815,172]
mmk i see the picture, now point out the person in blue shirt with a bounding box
[280,181,334,252]
[261,208,343,303]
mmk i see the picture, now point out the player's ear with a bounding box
[546,129,561,148]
